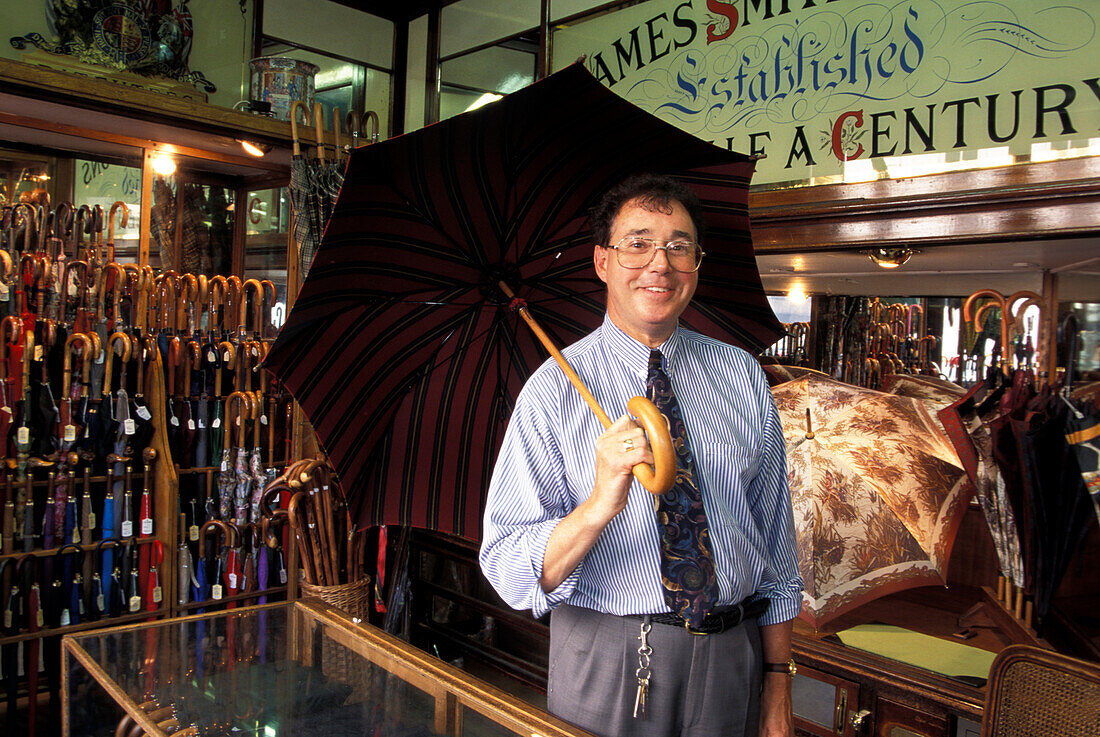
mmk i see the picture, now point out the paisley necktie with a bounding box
[647,349,719,628]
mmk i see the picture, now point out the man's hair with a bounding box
[589,173,706,247]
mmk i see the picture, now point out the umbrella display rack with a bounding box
[942,287,1097,652]
[0,203,307,729]
[289,101,379,279]
[762,321,810,365]
[809,297,940,389]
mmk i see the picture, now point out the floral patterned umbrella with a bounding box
[772,374,972,628]
[880,373,967,412]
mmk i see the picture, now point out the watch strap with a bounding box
[762,659,797,676]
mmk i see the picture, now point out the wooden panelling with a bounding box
[750,158,1100,252]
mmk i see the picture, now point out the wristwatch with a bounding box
[763,659,797,677]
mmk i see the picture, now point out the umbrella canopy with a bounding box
[264,62,781,539]
[772,374,972,628]
[880,373,966,412]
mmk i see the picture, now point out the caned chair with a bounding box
[981,644,1100,737]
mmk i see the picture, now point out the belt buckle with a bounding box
[684,621,710,635]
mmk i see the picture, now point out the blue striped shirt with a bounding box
[479,315,803,626]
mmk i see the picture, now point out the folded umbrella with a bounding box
[19,554,40,735]
[97,532,117,615]
[0,557,18,735]
[57,543,83,627]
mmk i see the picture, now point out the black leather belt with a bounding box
[633,597,770,635]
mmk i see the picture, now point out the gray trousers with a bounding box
[547,604,763,737]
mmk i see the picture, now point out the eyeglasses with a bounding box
[603,237,705,273]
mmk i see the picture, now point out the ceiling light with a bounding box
[787,285,808,303]
[150,154,176,176]
[862,247,918,269]
[238,139,270,157]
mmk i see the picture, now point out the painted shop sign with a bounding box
[563,0,1099,186]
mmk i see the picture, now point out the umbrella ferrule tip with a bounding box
[507,297,527,313]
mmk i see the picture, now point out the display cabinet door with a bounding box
[873,698,948,737]
[793,663,861,737]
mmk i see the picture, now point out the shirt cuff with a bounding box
[527,517,582,619]
[756,592,804,627]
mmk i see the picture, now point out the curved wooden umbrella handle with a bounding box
[498,281,677,495]
[627,395,676,495]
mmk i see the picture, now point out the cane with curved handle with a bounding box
[499,282,675,494]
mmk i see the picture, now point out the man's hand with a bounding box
[758,673,794,737]
[539,414,652,592]
[590,413,652,519]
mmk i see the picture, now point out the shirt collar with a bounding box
[600,314,684,380]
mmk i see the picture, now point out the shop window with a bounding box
[245,186,291,334]
[257,37,391,143]
[439,41,536,121]
[72,158,142,263]
[148,173,235,276]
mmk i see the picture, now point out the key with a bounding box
[633,676,649,719]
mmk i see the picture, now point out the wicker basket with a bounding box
[299,577,373,700]
[299,576,372,622]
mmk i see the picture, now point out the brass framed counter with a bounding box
[62,600,593,737]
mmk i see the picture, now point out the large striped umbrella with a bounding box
[264,62,781,540]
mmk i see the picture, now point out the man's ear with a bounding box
[593,245,609,283]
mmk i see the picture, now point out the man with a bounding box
[480,173,803,737]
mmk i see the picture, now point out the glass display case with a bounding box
[63,600,593,737]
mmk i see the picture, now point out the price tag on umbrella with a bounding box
[189,524,199,541]
[228,572,237,589]
[17,427,28,445]
[60,609,70,627]
[36,608,44,627]
[129,595,141,613]
[152,586,162,604]
[136,406,152,421]
[141,518,153,536]
[124,419,135,435]
[211,584,223,600]
[121,520,132,537]
[96,593,105,612]
[64,425,77,442]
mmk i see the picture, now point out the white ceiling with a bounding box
[758,236,1100,301]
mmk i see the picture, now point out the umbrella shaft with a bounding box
[499,282,612,429]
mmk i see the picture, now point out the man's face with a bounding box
[594,195,699,348]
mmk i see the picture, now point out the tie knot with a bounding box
[648,349,663,373]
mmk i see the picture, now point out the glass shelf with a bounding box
[63,600,592,737]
